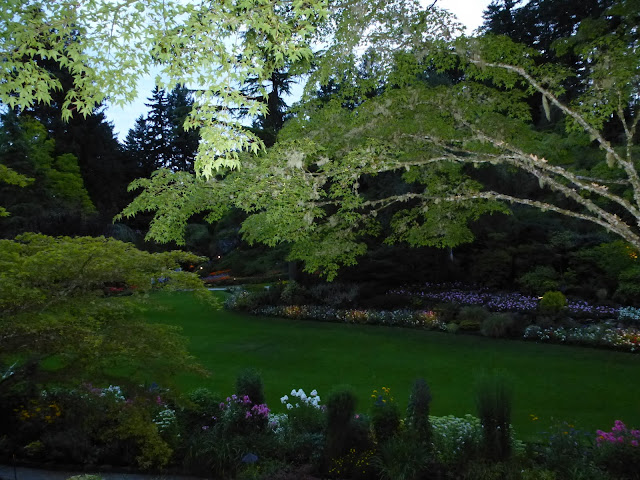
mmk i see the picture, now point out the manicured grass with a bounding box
[146,291,640,439]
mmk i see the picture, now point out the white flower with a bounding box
[300,393,307,401]
[280,395,289,404]
[297,388,306,397]
[291,389,297,396]
[310,389,318,397]
[286,403,293,410]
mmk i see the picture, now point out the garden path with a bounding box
[0,465,207,480]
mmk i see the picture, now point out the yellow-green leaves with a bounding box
[1,0,329,173]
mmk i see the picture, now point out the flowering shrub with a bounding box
[596,420,640,447]
[595,420,640,479]
[279,388,325,437]
[430,414,482,466]
[618,306,640,325]
[370,387,400,444]
[213,394,270,436]
[281,388,322,410]
[153,407,177,433]
[524,324,640,352]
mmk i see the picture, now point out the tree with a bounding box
[125,86,200,176]
[120,0,640,280]
[0,0,329,173]
[0,112,97,237]
[0,233,209,392]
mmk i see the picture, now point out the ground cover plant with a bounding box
[145,291,640,438]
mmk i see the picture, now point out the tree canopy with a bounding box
[0,233,209,392]
[1,0,328,174]
[3,0,640,280]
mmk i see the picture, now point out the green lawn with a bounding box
[146,291,640,439]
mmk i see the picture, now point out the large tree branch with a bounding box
[466,59,640,210]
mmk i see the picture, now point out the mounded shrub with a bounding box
[538,291,568,315]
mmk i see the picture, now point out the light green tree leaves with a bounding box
[0,0,329,173]
[0,233,209,389]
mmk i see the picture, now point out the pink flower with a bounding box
[202,425,209,431]
[632,440,639,447]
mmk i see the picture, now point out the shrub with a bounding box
[538,291,568,315]
[445,322,459,334]
[308,282,360,307]
[518,266,559,295]
[372,432,434,480]
[457,306,490,324]
[433,303,460,323]
[406,379,432,445]
[430,414,482,467]
[280,388,324,435]
[459,319,482,331]
[615,266,640,304]
[325,385,358,459]
[187,387,222,414]
[281,281,310,305]
[618,306,640,326]
[595,420,640,479]
[481,313,515,338]
[534,421,602,478]
[370,387,400,444]
[474,371,513,462]
[236,368,265,406]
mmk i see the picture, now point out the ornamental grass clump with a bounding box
[474,371,513,462]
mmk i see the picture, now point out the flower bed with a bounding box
[390,283,619,318]
[524,325,640,352]
[252,304,446,331]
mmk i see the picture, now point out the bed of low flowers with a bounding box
[390,283,620,318]
[226,283,640,353]
[523,324,640,352]
[251,304,446,331]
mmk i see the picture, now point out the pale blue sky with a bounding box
[104,0,494,142]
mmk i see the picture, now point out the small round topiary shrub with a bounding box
[538,291,568,314]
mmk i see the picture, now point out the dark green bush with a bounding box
[406,378,432,445]
[459,319,482,331]
[280,281,310,305]
[434,302,460,323]
[481,313,515,338]
[308,282,360,307]
[457,306,490,324]
[518,266,559,295]
[325,385,358,459]
[235,368,265,406]
[373,432,435,480]
[475,372,513,462]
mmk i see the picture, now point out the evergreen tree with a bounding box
[124,86,199,175]
[167,85,199,172]
[0,112,96,237]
